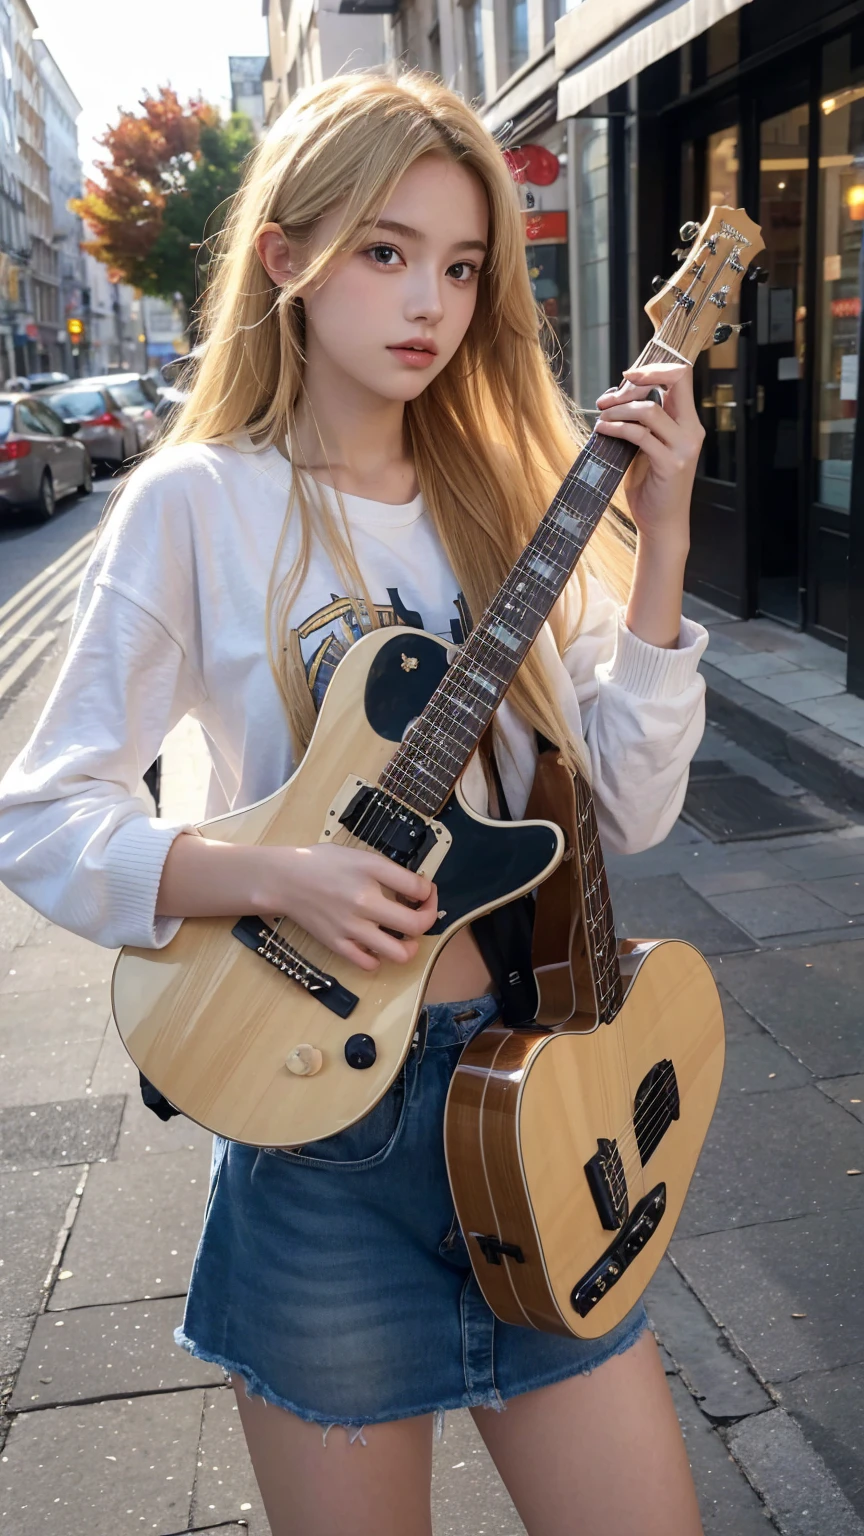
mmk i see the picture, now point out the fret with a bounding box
[573,772,622,1022]
[379,408,641,815]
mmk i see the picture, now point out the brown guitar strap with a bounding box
[525,739,598,1030]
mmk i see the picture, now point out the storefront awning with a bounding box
[557,0,752,119]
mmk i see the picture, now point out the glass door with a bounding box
[755,103,810,625]
[810,73,864,639]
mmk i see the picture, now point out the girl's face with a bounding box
[262,154,490,403]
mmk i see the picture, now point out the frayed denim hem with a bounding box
[174,1327,496,1433]
[174,1310,647,1435]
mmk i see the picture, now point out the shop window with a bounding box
[816,82,864,513]
[569,120,609,410]
[515,129,571,389]
[706,14,739,78]
[691,127,740,483]
[545,0,579,45]
[508,0,528,77]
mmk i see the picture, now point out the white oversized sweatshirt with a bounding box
[0,437,708,951]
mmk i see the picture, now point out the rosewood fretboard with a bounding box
[378,416,644,820]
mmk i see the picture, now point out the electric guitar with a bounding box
[112,205,762,1157]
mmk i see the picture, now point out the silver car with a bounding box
[41,383,139,470]
[83,373,161,451]
[0,393,92,519]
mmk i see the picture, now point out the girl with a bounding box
[0,71,709,1536]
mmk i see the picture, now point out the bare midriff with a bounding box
[424,924,493,1004]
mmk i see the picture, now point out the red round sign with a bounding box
[519,144,560,187]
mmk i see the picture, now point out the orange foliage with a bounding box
[72,86,214,286]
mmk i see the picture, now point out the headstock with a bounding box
[644,206,765,364]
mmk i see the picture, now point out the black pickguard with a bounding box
[364,632,560,936]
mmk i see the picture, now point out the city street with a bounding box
[1,484,864,1534]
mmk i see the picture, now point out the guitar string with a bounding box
[260,308,711,962]
[260,238,737,980]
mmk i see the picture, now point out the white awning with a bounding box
[557,0,752,120]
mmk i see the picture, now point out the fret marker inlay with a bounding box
[576,459,606,489]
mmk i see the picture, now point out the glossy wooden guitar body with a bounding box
[112,626,563,1147]
[444,940,725,1338]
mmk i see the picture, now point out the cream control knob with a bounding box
[285,1044,323,1077]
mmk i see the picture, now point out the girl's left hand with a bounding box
[595,362,705,551]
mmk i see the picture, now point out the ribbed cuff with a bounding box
[600,611,708,700]
[105,813,200,949]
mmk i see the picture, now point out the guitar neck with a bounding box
[379,425,640,817]
[573,771,623,1023]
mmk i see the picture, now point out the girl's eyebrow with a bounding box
[373,217,487,254]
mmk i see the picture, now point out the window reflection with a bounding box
[816,85,864,512]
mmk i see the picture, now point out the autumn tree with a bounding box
[73,87,256,315]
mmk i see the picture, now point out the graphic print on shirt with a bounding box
[293,587,473,711]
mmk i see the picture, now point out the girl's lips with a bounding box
[387,345,438,369]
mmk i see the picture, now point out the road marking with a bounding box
[0,631,58,703]
[0,564,87,651]
[0,530,94,626]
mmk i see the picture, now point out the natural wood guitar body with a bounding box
[444,940,724,1338]
[112,626,563,1147]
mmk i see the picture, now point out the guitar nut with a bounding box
[285,1044,323,1077]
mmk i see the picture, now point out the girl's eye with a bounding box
[367,244,403,267]
[447,262,478,284]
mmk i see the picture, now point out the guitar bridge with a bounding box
[232,917,358,1019]
[571,1184,667,1317]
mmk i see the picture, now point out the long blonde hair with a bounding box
[162,70,634,768]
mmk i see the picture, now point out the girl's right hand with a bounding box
[260,843,439,972]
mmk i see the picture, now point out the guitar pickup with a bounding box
[320,777,451,878]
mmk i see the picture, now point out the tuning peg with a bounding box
[748,266,770,285]
[651,274,667,294]
[679,221,701,244]
[671,246,688,261]
[713,321,752,345]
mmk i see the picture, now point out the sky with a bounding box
[30,0,268,179]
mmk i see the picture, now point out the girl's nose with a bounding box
[405,269,444,326]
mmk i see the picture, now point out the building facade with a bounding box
[264,0,864,686]
[35,37,86,377]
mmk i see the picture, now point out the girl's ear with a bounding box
[255,223,295,287]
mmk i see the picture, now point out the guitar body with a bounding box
[444,940,725,1338]
[112,626,563,1148]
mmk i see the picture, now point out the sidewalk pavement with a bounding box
[3,628,864,1532]
[689,594,864,813]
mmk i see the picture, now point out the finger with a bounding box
[349,920,420,964]
[597,399,678,448]
[594,418,680,471]
[383,889,439,937]
[335,937,381,972]
[625,363,700,424]
[364,853,432,904]
[596,380,657,408]
[364,891,434,938]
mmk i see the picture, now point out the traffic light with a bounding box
[67,317,85,339]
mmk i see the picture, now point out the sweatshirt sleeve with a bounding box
[560,571,708,854]
[0,459,208,949]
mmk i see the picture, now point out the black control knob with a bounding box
[345,1033,377,1070]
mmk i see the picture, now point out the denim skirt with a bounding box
[174,992,647,1429]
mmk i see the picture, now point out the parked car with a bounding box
[83,372,160,451]
[0,393,92,519]
[3,371,70,392]
[40,383,139,471]
[25,371,71,392]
